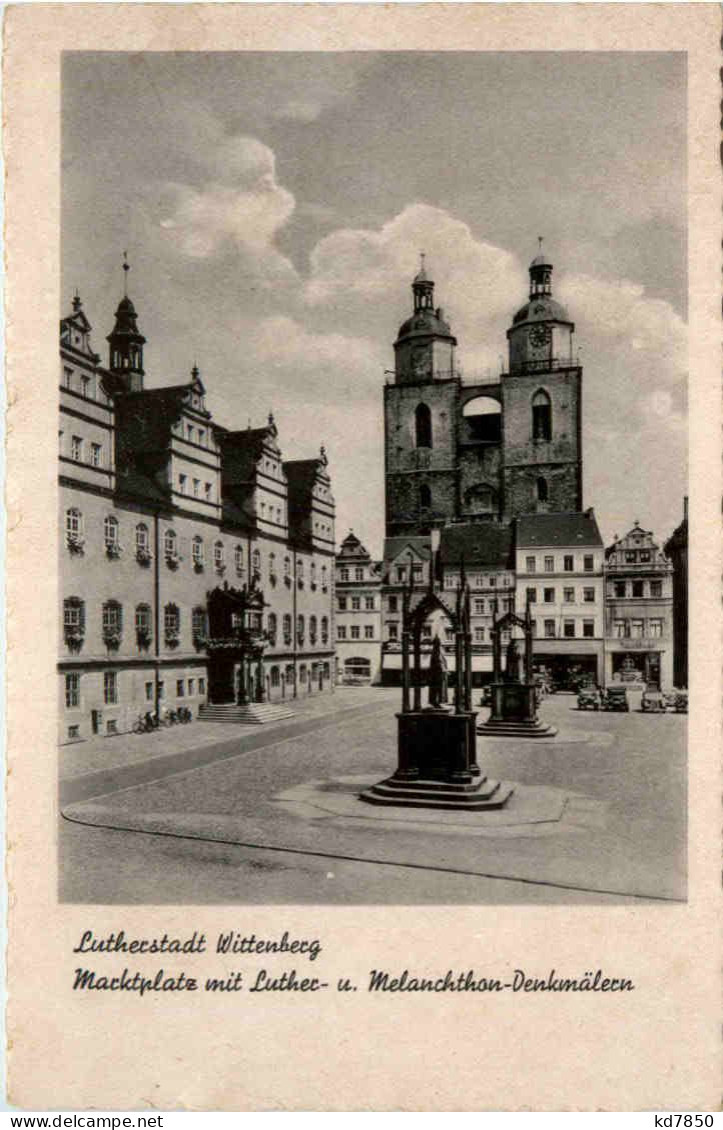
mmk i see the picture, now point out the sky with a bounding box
[62,52,687,557]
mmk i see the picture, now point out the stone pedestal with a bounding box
[360,709,514,810]
[477,681,557,738]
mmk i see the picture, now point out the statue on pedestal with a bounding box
[428,635,448,709]
[505,638,522,684]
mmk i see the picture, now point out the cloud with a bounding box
[304,203,526,376]
[155,136,296,278]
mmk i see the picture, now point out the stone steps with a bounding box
[199,702,296,724]
[360,776,515,811]
[477,719,557,739]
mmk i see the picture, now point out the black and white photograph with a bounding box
[57,49,689,906]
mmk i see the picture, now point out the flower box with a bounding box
[165,554,181,570]
[136,630,152,649]
[105,542,123,560]
[164,631,180,648]
[102,630,122,650]
[66,536,85,555]
[193,634,207,651]
[136,548,153,566]
[193,561,205,573]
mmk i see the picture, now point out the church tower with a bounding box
[107,256,146,392]
[384,259,460,536]
[501,244,582,518]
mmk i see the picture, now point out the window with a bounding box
[631,619,644,638]
[235,545,245,577]
[526,556,536,573]
[193,479,200,497]
[525,588,537,605]
[365,596,375,610]
[145,682,154,702]
[90,443,102,467]
[354,566,363,581]
[537,477,548,503]
[104,515,119,550]
[283,614,292,644]
[107,719,118,735]
[135,603,151,635]
[270,667,280,688]
[65,508,84,548]
[176,680,185,697]
[199,678,206,696]
[395,566,406,583]
[188,678,195,696]
[532,390,552,441]
[444,574,457,590]
[564,555,574,572]
[640,550,651,563]
[338,596,347,611]
[364,625,374,640]
[544,588,555,604]
[388,623,399,640]
[187,425,194,443]
[103,671,118,705]
[625,551,636,563]
[583,620,595,638]
[214,541,225,571]
[198,430,205,447]
[65,673,80,708]
[544,620,556,638]
[267,613,277,644]
[415,403,432,449]
[299,665,307,685]
[632,581,644,598]
[614,620,628,638]
[351,597,361,611]
[321,565,328,592]
[475,599,485,614]
[158,682,165,700]
[164,529,178,559]
[419,483,432,510]
[297,615,305,642]
[252,549,261,577]
[649,619,663,638]
[71,435,83,461]
[488,576,496,587]
[584,555,594,572]
[309,616,317,645]
[421,624,432,640]
[192,536,204,567]
[134,524,149,555]
[339,567,349,582]
[388,596,398,613]
[102,600,122,637]
[564,587,575,604]
[297,560,305,587]
[474,627,485,642]
[350,625,360,640]
[321,616,329,644]
[614,581,626,598]
[413,564,423,581]
[563,620,575,638]
[337,625,347,640]
[583,588,595,603]
[178,474,187,494]
[544,556,554,573]
[164,603,180,639]
[63,367,73,389]
[205,483,212,500]
[650,580,662,598]
[192,606,207,639]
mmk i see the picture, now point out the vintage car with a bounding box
[641,687,666,713]
[674,690,688,714]
[601,686,630,712]
[577,685,601,711]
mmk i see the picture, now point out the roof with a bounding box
[439,522,514,569]
[115,465,169,506]
[664,517,687,555]
[397,308,455,343]
[338,530,371,560]
[383,536,431,564]
[516,511,603,549]
[220,426,278,484]
[512,294,571,327]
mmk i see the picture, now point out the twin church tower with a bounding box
[384,247,583,537]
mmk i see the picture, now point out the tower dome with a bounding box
[106,255,146,391]
[393,256,457,385]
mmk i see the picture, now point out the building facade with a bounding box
[664,498,688,689]
[381,248,593,685]
[59,288,335,744]
[604,524,674,689]
[334,531,382,684]
[514,511,605,684]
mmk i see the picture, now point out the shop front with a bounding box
[605,637,670,689]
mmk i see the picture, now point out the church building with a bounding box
[381,247,602,685]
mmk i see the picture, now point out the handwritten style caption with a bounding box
[71,929,635,997]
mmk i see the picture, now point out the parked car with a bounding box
[577,686,601,711]
[663,691,679,712]
[674,690,688,714]
[641,687,666,713]
[601,686,630,712]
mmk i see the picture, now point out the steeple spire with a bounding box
[107,253,146,391]
[529,238,553,298]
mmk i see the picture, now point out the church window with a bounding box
[532,390,552,441]
[419,483,432,510]
[415,403,433,449]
